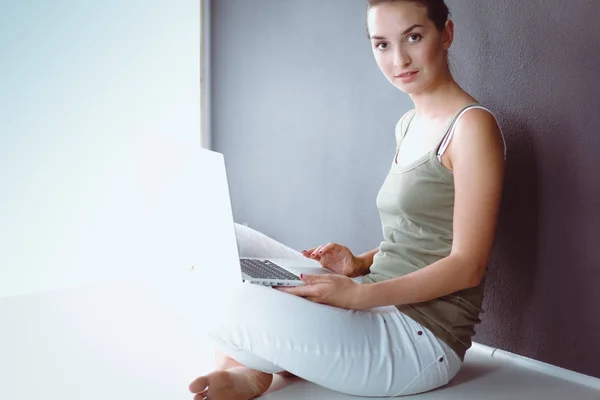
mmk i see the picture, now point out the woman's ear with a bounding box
[442,19,454,50]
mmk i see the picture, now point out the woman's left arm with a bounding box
[358,109,505,310]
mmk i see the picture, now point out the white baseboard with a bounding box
[470,342,600,390]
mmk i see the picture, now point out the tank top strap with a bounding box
[437,103,497,159]
[400,110,417,140]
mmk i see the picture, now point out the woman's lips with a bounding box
[395,71,418,83]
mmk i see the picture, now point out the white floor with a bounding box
[261,344,600,399]
[1,277,598,399]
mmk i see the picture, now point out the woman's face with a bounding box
[367,2,452,94]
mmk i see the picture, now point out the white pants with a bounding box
[208,224,462,397]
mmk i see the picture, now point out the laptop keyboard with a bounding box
[240,259,300,281]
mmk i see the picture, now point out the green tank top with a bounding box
[363,103,493,361]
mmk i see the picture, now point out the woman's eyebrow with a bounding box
[369,24,424,40]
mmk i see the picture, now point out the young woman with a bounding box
[190,0,505,398]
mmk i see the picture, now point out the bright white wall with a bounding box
[0,0,201,297]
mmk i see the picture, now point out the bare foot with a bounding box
[215,351,295,378]
[189,367,273,400]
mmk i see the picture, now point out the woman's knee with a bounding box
[206,283,268,337]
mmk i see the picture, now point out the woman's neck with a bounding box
[409,72,472,121]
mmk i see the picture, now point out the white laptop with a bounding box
[207,150,337,287]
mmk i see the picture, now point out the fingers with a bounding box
[302,243,335,260]
[276,274,330,295]
[277,286,322,305]
[302,246,318,258]
[310,244,326,258]
[300,273,330,285]
[305,296,321,304]
[277,285,317,297]
[319,242,336,254]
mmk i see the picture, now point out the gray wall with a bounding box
[211,0,600,378]
[211,0,405,256]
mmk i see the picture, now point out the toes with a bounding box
[189,375,208,393]
[193,390,209,400]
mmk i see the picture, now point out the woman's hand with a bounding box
[277,274,370,310]
[302,243,367,278]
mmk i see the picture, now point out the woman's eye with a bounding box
[376,42,388,51]
[408,34,422,43]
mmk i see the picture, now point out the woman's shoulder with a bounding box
[451,104,506,159]
[458,104,497,124]
[454,104,501,139]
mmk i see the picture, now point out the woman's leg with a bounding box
[203,282,462,397]
[232,223,303,377]
[214,349,295,377]
[189,224,303,398]
[192,224,461,397]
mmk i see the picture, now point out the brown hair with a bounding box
[367,0,450,32]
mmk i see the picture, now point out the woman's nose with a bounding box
[393,47,411,68]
